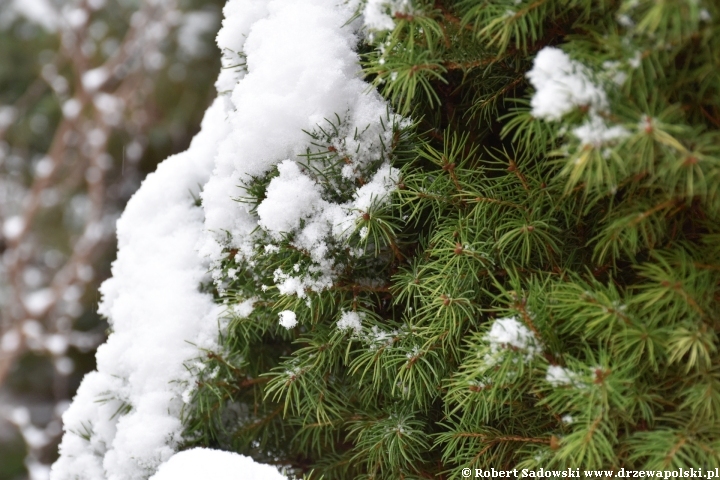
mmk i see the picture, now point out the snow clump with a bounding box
[546,365,582,387]
[527,47,629,147]
[278,310,298,329]
[358,0,412,31]
[483,316,542,365]
[149,448,286,480]
[526,47,607,121]
[52,1,402,478]
[337,310,364,333]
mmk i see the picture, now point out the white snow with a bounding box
[257,160,324,235]
[149,448,285,480]
[233,298,256,317]
[52,0,402,478]
[358,0,411,31]
[572,113,629,148]
[337,310,363,333]
[51,99,231,480]
[545,365,577,387]
[203,0,402,300]
[278,310,297,329]
[484,316,542,362]
[527,46,629,147]
[526,47,607,121]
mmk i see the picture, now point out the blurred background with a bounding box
[0,0,223,478]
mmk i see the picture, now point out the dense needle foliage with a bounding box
[184,1,720,478]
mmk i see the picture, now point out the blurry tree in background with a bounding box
[0,0,222,478]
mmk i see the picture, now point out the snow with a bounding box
[149,448,285,480]
[233,298,256,317]
[53,0,402,478]
[203,0,402,299]
[526,47,607,121]
[337,310,363,333]
[572,113,629,148]
[484,316,542,363]
[545,365,577,387]
[358,0,411,31]
[278,310,297,329]
[257,160,324,235]
[527,46,629,147]
[51,99,231,480]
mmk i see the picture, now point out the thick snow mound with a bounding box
[149,449,286,480]
[52,1,401,479]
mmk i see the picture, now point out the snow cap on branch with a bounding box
[52,1,400,478]
[149,448,286,480]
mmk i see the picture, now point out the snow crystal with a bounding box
[365,325,399,349]
[264,244,279,254]
[278,310,297,329]
[273,268,334,299]
[337,310,363,333]
[149,448,285,480]
[526,47,607,121]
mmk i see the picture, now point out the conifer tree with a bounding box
[53,0,720,479]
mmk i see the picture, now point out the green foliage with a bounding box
[183,0,720,478]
